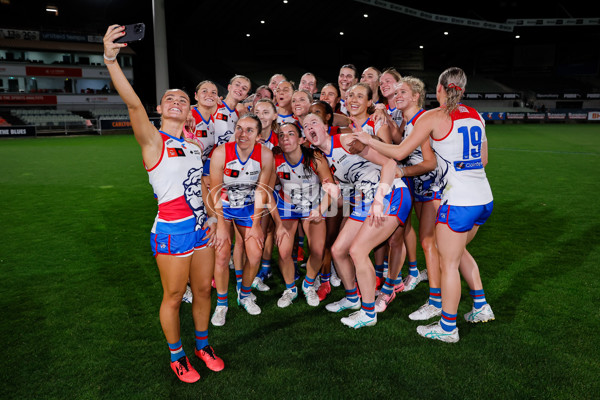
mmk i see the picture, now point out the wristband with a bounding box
[103,53,117,61]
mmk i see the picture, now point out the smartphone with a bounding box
[115,23,145,43]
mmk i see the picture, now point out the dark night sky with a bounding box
[1,0,598,105]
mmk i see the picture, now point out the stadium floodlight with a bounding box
[46,5,58,15]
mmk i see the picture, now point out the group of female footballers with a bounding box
[104,24,496,383]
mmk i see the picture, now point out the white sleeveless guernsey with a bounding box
[324,135,404,203]
[213,102,239,146]
[274,152,321,212]
[221,142,263,208]
[431,104,493,206]
[184,106,215,162]
[147,131,206,233]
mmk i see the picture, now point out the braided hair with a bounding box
[438,67,467,114]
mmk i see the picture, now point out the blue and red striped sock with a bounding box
[235,269,243,291]
[381,277,400,295]
[440,310,457,332]
[286,281,297,294]
[259,259,271,278]
[217,292,228,307]
[195,330,208,351]
[345,286,359,303]
[168,339,185,362]
[470,289,488,309]
[362,301,375,318]
[428,287,442,308]
[320,272,331,283]
[408,261,419,277]
[302,275,315,291]
[239,285,252,300]
[374,264,385,278]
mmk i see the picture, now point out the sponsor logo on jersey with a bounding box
[278,171,291,180]
[224,168,240,177]
[196,130,208,138]
[215,113,228,121]
[167,147,186,157]
[454,159,483,171]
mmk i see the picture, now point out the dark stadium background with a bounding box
[1,0,598,106]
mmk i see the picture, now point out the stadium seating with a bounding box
[90,108,129,119]
[10,109,86,127]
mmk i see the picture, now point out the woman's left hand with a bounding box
[275,225,290,248]
[246,223,264,249]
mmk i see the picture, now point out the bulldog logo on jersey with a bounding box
[182,167,207,230]
[216,131,233,146]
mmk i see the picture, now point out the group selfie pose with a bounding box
[104,22,495,383]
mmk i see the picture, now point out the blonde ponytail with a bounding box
[438,67,467,114]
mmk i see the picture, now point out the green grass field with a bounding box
[1,124,599,399]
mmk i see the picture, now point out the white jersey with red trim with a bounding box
[214,102,239,146]
[352,118,376,136]
[339,99,348,116]
[324,134,403,203]
[222,142,263,208]
[275,152,321,212]
[402,109,427,167]
[260,130,279,150]
[184,106,215,162]
[403,109,445,196]
[147,131,206,234]
[431,104,493,206]
[277,113,297,126]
